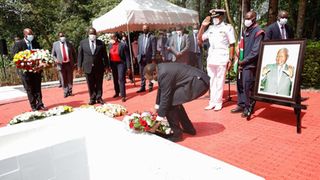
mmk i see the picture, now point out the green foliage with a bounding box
[301,41,320,89]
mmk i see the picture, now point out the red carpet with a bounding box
[1,77,319,180]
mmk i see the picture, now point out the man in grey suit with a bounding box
[78,27,109,105]
[144,63,210,142]
[189,24,202,69]
[136,24,157,93]
[52,32,77,98]
[261,48,294,96]
[167,26,191,65]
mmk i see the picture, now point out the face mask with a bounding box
[193,29,198,33]
[166,33,171,37]
[26,35,34,42]
[89,34,96,41]
[213,18,220,25]
[60,37,66,43]
[244,20,253,27]
[176,31,182,36]
[151,79,157,84]
[279,18,288,25]
[171,31,176,35]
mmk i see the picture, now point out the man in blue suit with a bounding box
[136,24,157,93]
[265,10,294,40]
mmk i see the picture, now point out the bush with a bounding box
[301,40,320,89]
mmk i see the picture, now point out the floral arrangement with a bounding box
[94,103,127,117]
[13,49,55,73]
[98,33,112,45]
[123,111,172,135]
[9,105,73,125]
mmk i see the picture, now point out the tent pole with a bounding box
[126,23,136,85]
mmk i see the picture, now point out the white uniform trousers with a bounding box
[207,64,227,107]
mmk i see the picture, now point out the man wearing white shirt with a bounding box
[198,9,235,111]
[52,32,77,98]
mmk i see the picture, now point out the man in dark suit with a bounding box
[144,63,210,142]
[78,27,109,105]
[167,26,191,64]
[136,24,157,93]
[12,28,46,111]
[52,32,77,98]
[265,10,294,40]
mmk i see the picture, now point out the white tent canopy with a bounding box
[92,0,199,33]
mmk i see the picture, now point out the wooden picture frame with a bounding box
[253,39,307,105]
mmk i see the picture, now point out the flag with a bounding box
[233,35,244,73]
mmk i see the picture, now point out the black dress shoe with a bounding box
[68,92,74,96]
[167,135,183,142]
[148,88,153,92]
[183,128,196,135]
[241,109,250,118]
[231,106,244,113]
[113,94,119,98]
[97,99,105,104]
[32,108,37,112]
[136,89,146,93]
[64,94,68,98]
[37,106,47,111]
[88,101,96,105]
[121,97,126,102]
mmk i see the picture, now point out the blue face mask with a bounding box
[26,35,34,42]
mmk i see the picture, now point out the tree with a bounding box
[296,0,306,38]
[267,0,278,25]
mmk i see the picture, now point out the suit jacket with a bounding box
[137,33,156,63]
[108,41,130,68]
[78,38,109,74]
[261,63,293,96]
[265,22,294,40]
[168,33,190,63]
[12,39,41,55]
[156,63,210,117]
[52,41,77,70]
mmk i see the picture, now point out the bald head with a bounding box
[276,48,289,66]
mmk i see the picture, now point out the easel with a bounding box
[247,91,307,134]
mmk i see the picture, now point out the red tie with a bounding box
[62,43,68,62]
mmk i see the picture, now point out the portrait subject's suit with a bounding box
[168,33,191,64]
[156,63,210,137]
[137,33,156,90]
[265,22,294,40]
[261,63,293,96]
[12,39,44,110]
[78,38,109,102]
[52,40,77,96]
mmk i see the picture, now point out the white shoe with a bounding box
[213,104,222,111]
[204,104,215,110]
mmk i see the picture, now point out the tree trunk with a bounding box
[296,0,306,38]
[243,0,251,15]
[194,0,201,24]
[181,0,187,8]
[267,0,278,25]
[203,0,213,19]
[217,0,222,8]
[224,0,238,39]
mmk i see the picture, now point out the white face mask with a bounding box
[89,34,96,41]
[193,29,198,33]
[60,37,66,43]
[176,31,182,36]
[26,35,34,42]
[244,20,253,27]
[279,18,288,25]
[151,79,157,84]
[212,18,220,25]
[171,31,177,35]
[166,33,171,37]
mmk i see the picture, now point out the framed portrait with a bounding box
[254,39,306,104]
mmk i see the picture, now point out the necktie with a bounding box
[281,26,286,39]
[27,42,31,50]
[90,41,95,55]
[177,35,181,52]
[278,67,282,85]
[61,42,68,62]
[143,34,148,55]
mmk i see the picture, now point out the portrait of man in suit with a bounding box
[78,27,109,105]
[52,32,77,98]
[260,48,294,97]
[144,63,210,142]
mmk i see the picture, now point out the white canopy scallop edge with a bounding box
[92,0,199,33]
